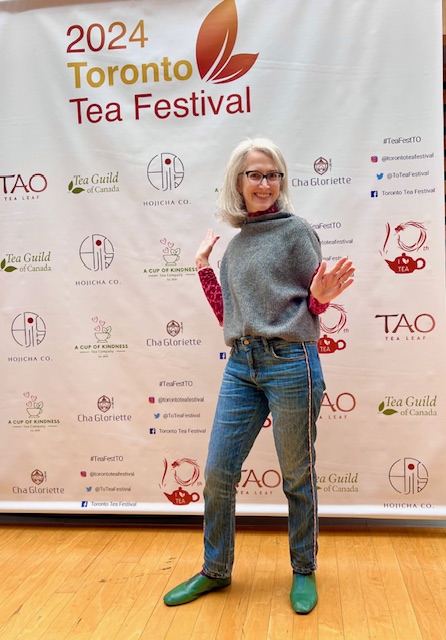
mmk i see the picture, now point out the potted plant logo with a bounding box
[24,392,43,417]
[160,238,181,266]
[92,316,112,342]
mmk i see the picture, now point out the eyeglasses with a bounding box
[242,171,284,185]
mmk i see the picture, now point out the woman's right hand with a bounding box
[195,228,220,269]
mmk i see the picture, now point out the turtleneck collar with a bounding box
[246,203,278,217]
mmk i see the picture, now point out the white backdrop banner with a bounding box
[1,0,445,518]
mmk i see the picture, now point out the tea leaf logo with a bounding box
[68,180,85,195]
[196,0,258,84]
[1,258,17,273]
[378,401,398,416]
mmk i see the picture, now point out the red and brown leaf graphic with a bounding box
[196,0,258,84]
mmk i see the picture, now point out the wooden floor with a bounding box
[0,520,445,639]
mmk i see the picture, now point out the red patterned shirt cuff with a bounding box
[198,267,224,326]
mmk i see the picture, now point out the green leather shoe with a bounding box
[290,572,318,614]
[164,573,231,606]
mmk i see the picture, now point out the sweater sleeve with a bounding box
[198,267,224,326]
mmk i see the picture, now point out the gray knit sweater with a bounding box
[220,211,322,346]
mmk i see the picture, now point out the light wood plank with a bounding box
[336,531,370,639]
[0,522,445,639]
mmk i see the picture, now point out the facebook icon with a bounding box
[371,191,379,198]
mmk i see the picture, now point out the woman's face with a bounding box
[238,150,281,213]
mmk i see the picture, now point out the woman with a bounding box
[164,138,355,614]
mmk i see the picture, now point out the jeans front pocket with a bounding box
[269,339,305,362]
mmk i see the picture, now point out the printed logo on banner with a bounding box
[388,458,428,494]
[143,238,196,282]
[237,466,282,498]
[167,320,181,337]
[317,304,349,354]
[11,312,46,347]
[196,0,258,84]
[0,256,17,274]
[160,457,202,506]
[292,158,352,189]
[319,391,357,421]
[25,392,44,418]
[98,395,113,412]
[12,470,65,496]
[6,392,60,433]
[146,321,202,348]
[316,471,359,494]
[92,317,112,343]
[31,469,46,485]
[68,171,120,195]
[147,154,184,191]
[1,251,52,274]
[374,311,436,342]
[313,157,331,175]
[66,1,257,125]
[73,316,128,356]
[380,221,428,274]
[378,394,437,418]
[79,234,114,271]
[1,173,48,203]
[77,394,132,424]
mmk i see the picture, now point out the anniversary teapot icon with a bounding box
[163,488,200,506]
[385,252,426,274]
[317,334,346,354]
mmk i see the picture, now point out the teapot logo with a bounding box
[160,457,201,506]
[381,221,427,274]
[317,335,346,354]
[317,304,348,354]
[385,253,426,274]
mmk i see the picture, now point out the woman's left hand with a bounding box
[310,257,355,304]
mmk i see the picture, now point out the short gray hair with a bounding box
[218,137,294,228]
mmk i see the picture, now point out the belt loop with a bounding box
[233,340,239,354]
[262,337,270,353]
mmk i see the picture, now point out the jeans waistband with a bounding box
[232,336,270,353]
[232,336,315,353]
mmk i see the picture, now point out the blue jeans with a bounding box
[202,337,325,578]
